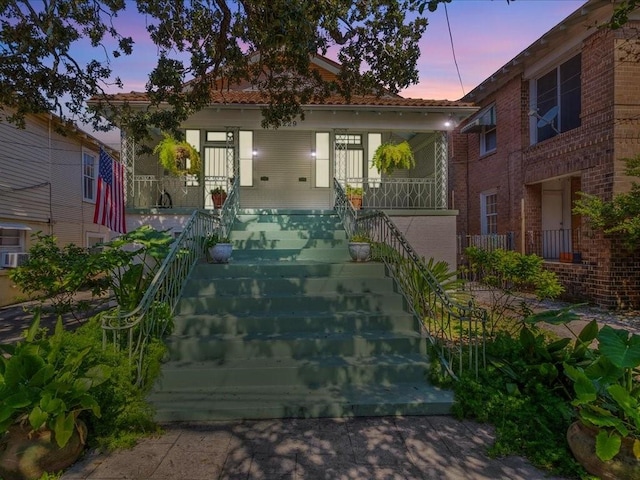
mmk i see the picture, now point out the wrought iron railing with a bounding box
[101,209,223,385]
[525,228,582,261]
[343,177,442,210]
[130,175,235,210]
[335,180,486,379]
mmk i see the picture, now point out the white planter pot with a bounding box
[208,244,233,264]
[348,242,371,262]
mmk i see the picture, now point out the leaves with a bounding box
[595,429,622,461]
[598,326,640,370]
[1,0,431,139]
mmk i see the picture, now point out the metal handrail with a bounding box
[102,209,223,385]
[335,180,486,379]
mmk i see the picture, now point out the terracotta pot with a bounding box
[566,421,640,480]
[348,242,370,262]
[211,192,227,209]
[0,420,87,480]
[348,194,362,210]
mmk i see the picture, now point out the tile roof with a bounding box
[98,90,474,108]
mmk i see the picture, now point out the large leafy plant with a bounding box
[0,313,112,448]
[564,326,640,461]
[371,141,415,175]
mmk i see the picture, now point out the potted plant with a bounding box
[346,184,364,210]
[153,133,201,180]
[348,231,371,262]
[371,140,415,175]
[205,232,232,264]
[564,325,640,479]
[0,314,111,480]
[210,187,227,209]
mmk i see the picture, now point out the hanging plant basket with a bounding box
[153,134,201,180]
[371,141,415,175]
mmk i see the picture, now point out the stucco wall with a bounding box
[388,212,458,270]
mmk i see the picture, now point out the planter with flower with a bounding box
[0,314,111,480]
[348,231,372,262]
[153,134,201,179]
[210,187,227,209]
[205,232,232,264]
[346,184,364,210]
[564,325,640,480]
[371,140,415,175]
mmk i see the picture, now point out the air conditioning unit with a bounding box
[1,252,29,268]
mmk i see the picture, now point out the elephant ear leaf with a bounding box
[598,326,640,369]
[595,429,622,461]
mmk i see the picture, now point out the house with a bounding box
[451,0,640,308]
[102,55,477,268]
[0,111,120,306]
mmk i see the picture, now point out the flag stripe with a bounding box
[94,148,127,234]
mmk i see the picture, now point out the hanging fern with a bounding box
[153,133,201,180]
[371,141,415,175]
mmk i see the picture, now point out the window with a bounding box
[533,53,581,143]
[480,106,497,154]
[83,151,97,201]
[480,190,498,235]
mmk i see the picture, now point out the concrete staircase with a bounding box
[149,209,453,421]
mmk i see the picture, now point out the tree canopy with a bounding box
[0,0,454,140]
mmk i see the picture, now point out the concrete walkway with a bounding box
[61,416,564,480]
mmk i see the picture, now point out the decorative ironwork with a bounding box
[345,177,441,210]
[102,209,222,386]
[121,131,135,203]
[335,179,486,380]
[434,132,448,209]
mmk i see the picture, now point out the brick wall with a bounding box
[451,22,640,309]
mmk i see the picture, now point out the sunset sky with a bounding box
[88,0,588,147]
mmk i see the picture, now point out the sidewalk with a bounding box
[62,416,565,480]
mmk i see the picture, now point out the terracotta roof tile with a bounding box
[98,90,474,108]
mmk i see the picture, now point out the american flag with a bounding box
[93,147,127,234]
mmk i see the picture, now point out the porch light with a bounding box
[311,150,316,157]
[252,150,257,156]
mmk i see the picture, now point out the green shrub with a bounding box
[58,317,164,450]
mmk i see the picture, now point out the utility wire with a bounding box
[444,3,465,97]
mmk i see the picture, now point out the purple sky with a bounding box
[87,0,588,146]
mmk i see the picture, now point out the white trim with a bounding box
[82,148,98,202]
[0,223,31,230]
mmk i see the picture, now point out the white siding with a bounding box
[0,113,113,250]
[241,131,332,209]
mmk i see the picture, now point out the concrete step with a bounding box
[190,261,386,279]
[176,292,406,316]
[229,247,351,263]
[181,276,397,297]
[232,237,348,251]
[150,210,452,422]
[165,331,427,362]
[149,383,453,421]
[155,354,431,388]
[173,312,419,336]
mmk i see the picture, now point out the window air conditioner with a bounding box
[1,252,29,268]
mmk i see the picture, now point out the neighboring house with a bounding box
[102,54,477,268]
[451,0,640,308]
[0,111,119,306]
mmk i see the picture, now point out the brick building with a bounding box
[451,0,640,308]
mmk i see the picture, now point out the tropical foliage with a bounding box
[371,141,415,175]
[0,0,451,138]
[574,155,640,250]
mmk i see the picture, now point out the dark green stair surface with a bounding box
[149,209,453,421]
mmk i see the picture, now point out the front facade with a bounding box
[0,112,118,306]
[112,56,477,268]
[451,0,640,308]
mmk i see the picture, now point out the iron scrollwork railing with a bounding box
[335,180,486,379]
[102,209,223,385]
